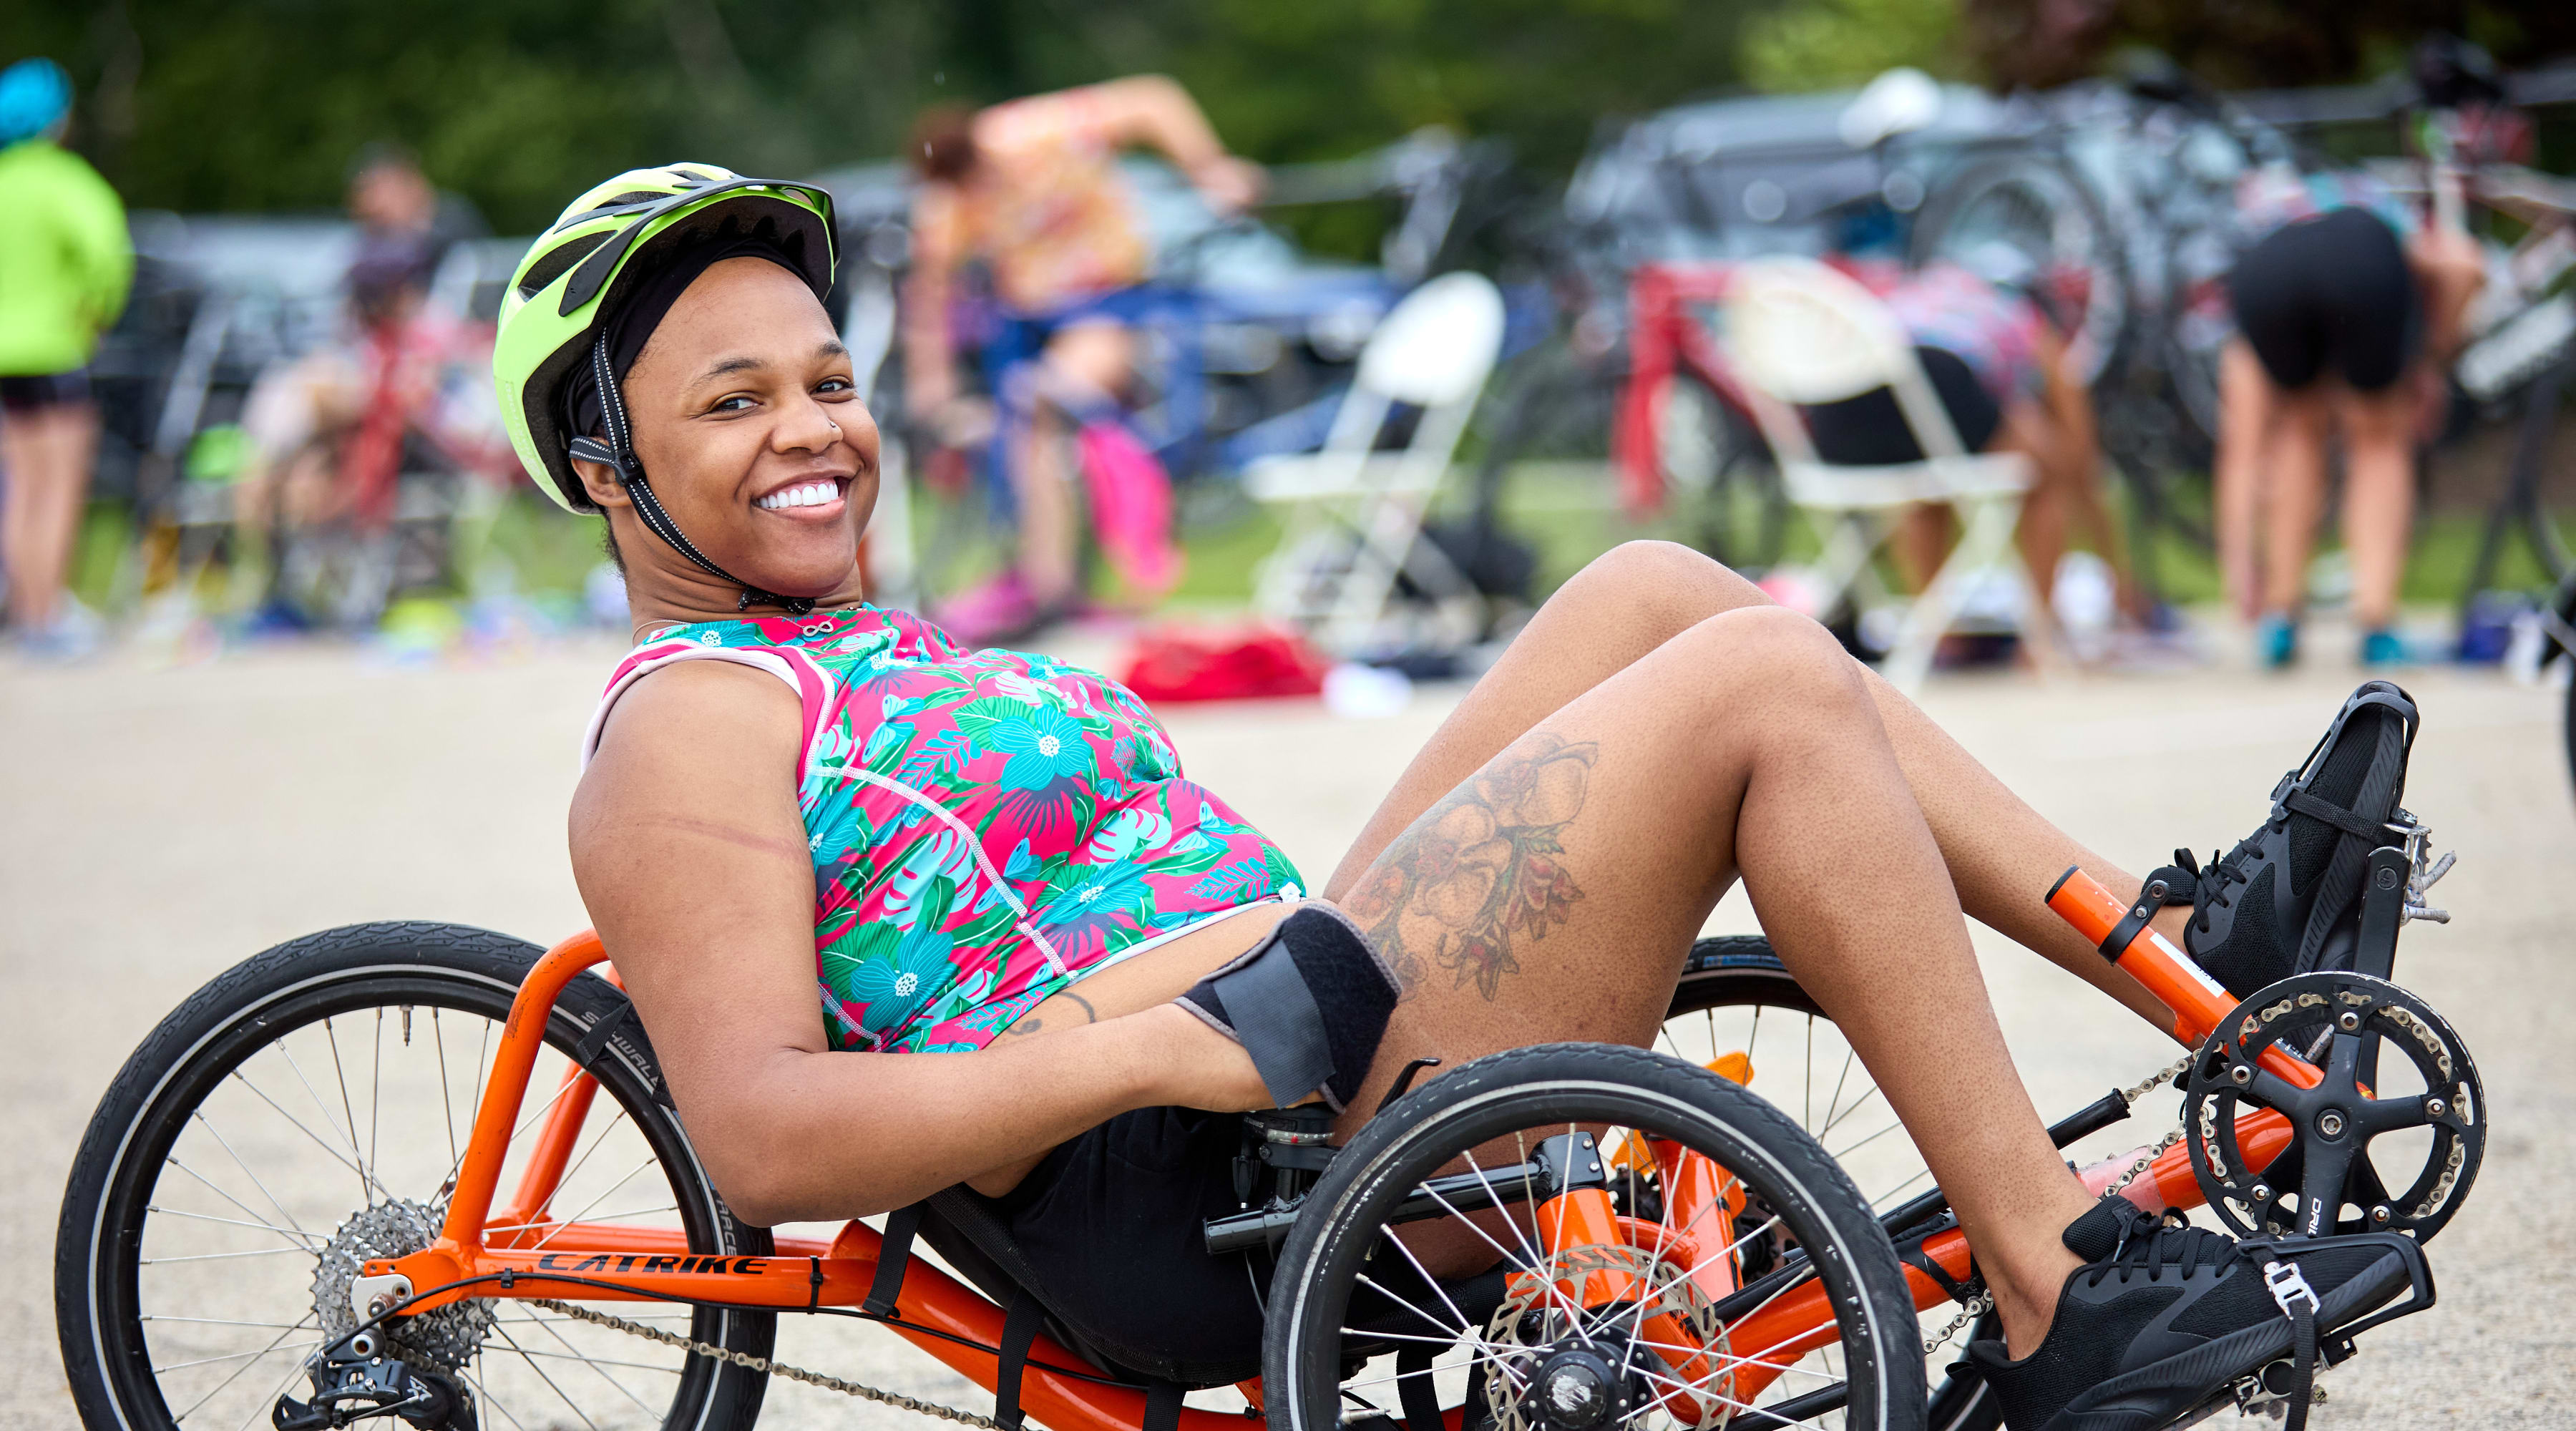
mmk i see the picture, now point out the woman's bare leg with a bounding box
[2213,341,2273,623]
[1335,602,2094,1352]
[1324,541,2171,1027]
[1013,321,1134,606]
[2337,382,2417,632]
[2258,389,2329,620]
[1,404,99,629]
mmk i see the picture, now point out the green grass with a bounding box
[64,462,2576,622]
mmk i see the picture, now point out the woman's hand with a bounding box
[1189,155,1267,217]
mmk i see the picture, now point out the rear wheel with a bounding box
[55,922,773,1431]
[1264,1041,1926,1431]
[1660,937,2000,1431]
[1910,156,2127,388]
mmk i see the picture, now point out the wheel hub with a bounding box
[311,1199,492,1373]
[1529,1347,1628,1431]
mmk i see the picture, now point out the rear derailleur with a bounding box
[273,1337,476,1431]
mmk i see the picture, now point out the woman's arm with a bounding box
[570,660,1262,1225]
[1088,74,1264,213]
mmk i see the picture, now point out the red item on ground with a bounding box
[1118,622,1330,704]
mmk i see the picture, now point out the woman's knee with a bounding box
[1562,539,1767,638]
[1682,605,1870,712]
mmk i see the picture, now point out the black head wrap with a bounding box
[559,234,807,446]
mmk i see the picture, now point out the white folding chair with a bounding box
[1721,257,2061,690]
[1246,271,1506,654]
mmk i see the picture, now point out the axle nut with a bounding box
[2426,1096,2446,1118]
[2318,1110,2346,1138]
[2231,1064,2253,1085]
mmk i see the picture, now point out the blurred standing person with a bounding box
[345,142,487,274]
[2212,161,2482,668]
[903,76,1262,642]
[0,57,130,658]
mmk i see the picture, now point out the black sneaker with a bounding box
[2132,682,2419,999]
[1966,1198,2427,1431]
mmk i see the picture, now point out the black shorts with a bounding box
[2228,207,2420,394]
[0,368,93,413]
[1800,346,2003,464]
[957,1106,1275,1384]
[942,1105,1487,1387]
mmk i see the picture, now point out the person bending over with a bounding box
[492,165,2421,1431]
[2213,162,2482,668]
[902,77,1263,642]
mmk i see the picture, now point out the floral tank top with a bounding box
[584,605,1302,1053]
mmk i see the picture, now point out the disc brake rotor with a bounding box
[2183,970,2484,1241]
[1482,1242,1731,1431]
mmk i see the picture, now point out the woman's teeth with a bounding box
[756,480,841,510]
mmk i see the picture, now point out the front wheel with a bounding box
[55,921,774,1431]
[1264,1042,1926,1431]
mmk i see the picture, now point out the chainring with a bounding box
[311,1199,494,1373]
[2183,970,2483,1241]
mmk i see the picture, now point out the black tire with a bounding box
[56,922,773,1431]
[1909,155,2128,389]
[1263,1041,1926,1431]
[1665,938,2000,1431]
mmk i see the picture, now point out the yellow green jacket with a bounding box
[0,139,132,376]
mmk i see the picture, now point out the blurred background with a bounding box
[4,0,2576,684]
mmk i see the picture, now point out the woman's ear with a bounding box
[571,455,632,509]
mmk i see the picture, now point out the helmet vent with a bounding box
[517,231,613,300]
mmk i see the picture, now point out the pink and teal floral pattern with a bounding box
[597,606,1300,1053]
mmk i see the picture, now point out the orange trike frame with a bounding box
[366,870,2316,1430]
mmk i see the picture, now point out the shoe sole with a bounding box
[2039,1244,2414,1431]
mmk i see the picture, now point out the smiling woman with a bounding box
[478,161,2406,1421]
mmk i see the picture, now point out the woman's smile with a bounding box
[752,474,852,519]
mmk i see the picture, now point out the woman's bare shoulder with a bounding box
[577,660,806,835]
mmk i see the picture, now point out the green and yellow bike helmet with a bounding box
[495,162,839,611]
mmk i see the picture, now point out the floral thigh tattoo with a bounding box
[1344,733,1596,1001]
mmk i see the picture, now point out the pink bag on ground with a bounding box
[1076,421,1183,600]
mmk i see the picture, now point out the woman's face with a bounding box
[579,256,880,603]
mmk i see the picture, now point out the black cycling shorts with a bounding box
[2228,207,2421,394]
[0,368,92,413]
[967,1105,1275,1383]
[1800,346,2003,464]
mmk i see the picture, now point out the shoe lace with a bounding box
[2082,1208,2239,1289]
[2183,838,2262,936]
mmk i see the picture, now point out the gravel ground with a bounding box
[6,631,2569,1427]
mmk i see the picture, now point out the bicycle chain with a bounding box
[529,1297,1011,1431]
[1922,1053,2193,1358]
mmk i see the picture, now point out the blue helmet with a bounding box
[0,58,73,146]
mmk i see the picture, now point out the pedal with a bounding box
[2230,1359,2330,1422]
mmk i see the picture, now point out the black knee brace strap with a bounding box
[1175,905,1399,1113]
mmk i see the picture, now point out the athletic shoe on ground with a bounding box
[2255,612,2298,670]
[2357,627,2411,666]
[2132,681,2416,998]
[1966,1198,2422,1431]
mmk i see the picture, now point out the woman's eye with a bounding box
[816,377,854,394]
[711,395,756,413]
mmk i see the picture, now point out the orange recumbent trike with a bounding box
[57,816,2479,1431]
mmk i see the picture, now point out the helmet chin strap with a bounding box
[567,339,816,616]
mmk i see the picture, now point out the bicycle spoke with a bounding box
[185,1111,312,1241]
[147,1190,319,1250]
[369,1008,384,1191]
[527,1155,659,1251]
[154,1339,324,1374]
[484,1203,677,1236]
[225,1070,398,1204]
[170,1311,316,1420]
[1821,1047,1856,1132]
[505,1307,665,1416]
[519,1108,637,1248]
[323,1017,370,1206]
[274,1040,366,1179]
[227,1353,325,1431]
[464,1363,532,1431]
[1378,1226,1480,1340]
[433,1009,459,1176]
[489,1319,605,1431]
[145,1314,313,1331]
[143,1245,320,1264]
